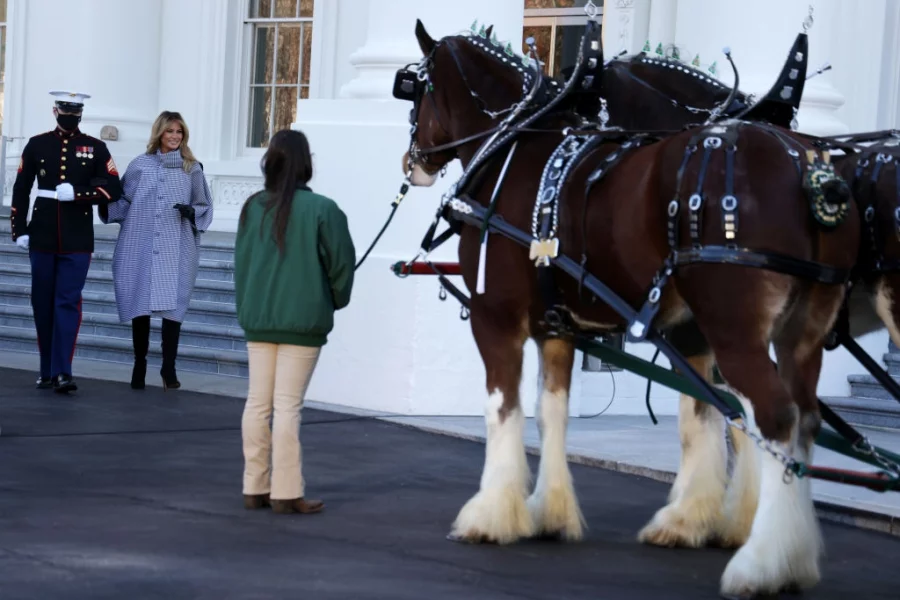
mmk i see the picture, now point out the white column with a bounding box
[673,0,847,135]
[158,0,231,162]
[646,0,679,55]
[602,0,652,56]
[3,0,162,206]
[340,0,524,99]
[29,0,162,152]
[296,0,550,418]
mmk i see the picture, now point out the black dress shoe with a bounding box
[54,375,78,394]
[36,376,57,389]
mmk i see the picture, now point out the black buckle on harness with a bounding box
[629,260,674,343]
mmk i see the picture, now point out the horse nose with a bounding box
[401,151,411,174]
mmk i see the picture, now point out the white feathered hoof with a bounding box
[527,482,586,542]
[712,514,753,550]
[637,502,719,548]
[448,486,535,545]
[719,538,821,599]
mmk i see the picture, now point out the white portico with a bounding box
[0,0,898,417]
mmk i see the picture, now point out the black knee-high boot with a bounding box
[131,316,151,389]
[160,318,182,390]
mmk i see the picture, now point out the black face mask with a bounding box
[56,113,81,131]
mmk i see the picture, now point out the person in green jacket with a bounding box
[234,129,355,515]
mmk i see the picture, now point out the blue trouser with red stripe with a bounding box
[29,251,91,378]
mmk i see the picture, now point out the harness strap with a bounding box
[721,145,738,243]
[428,227,457,252]
[449,21,603,199]
[818,129,900,144]
[756,123,804,177]
[477,141,519,294]
[669,144,696,250]
[671,246,850,284]
[690,140,715,246]
[448,194,743,420]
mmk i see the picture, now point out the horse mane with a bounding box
[625,53,730,92]
[447,23,563,97]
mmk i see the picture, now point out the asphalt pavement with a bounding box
[0,366,897,599]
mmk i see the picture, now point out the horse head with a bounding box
[397,20,538,187]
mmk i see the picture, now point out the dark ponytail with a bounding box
[241,129,314,255]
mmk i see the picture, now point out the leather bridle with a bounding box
[395,38,535,175]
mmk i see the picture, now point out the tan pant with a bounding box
[242,342,321,500]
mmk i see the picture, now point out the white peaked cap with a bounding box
[49,90,91,106]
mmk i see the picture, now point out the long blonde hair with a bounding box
[146,111,198,173]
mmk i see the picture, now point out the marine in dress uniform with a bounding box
[10,91,123,393]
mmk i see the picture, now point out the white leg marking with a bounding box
[638,392,727,548]
[450,390,534,544]
[874,280,900,348]
[717,417,761,548]
[720,399,822,597]
[527,388,585,541]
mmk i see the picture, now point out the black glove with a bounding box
[174,203,195,220]
[174,204,198,234]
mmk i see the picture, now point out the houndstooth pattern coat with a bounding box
[101,149,213,323]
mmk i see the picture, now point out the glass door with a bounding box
[523,1,603,78]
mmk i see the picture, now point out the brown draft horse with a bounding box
[399,20,863,597]
[599,46,899,345]
[597,45,900,555]
[834,137,900,343]
[400,20,860,597]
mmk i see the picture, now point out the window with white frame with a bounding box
[0,0,7,137]
[244,0,314,148]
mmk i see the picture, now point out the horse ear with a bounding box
[415,19,436,55]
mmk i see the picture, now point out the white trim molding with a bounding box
[207,174,264,232]
[602,0,651,55]
[307,0,338,99]
[4,0,29,153]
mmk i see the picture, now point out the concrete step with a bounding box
[0,217,236,263]
[0,324,247,377]
[848,373,900,402]
[824,396,900,430]
[0,245,234,282]
[883,352,900,376]
[0,304,246,352]
[2,205,245,377]
[0,286,238,328]
[0,263,235,304]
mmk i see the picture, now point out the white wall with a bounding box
[2,0,163,201]
[294,0,536,417]
[2,0,897,416]
[830,0,889,133]
[877,0,900,129]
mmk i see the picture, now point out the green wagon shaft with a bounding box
[391,259,900,493]
[576,335,900,492]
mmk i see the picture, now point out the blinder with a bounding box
[392,67,421,103]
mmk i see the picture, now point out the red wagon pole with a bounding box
[391,261,462,276]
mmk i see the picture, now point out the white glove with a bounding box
[56,183,75,202]
[16,235,29,250]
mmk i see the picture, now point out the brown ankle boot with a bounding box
[243,493,271,510]
[271,497,324,514]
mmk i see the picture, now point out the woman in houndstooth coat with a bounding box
[100,111,213,391]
